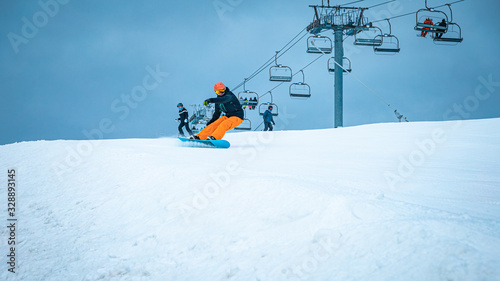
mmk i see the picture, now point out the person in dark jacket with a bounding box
[176,103,193,137]
[263,105,275,131]
[192,82,244,140]
[435,19,447,39]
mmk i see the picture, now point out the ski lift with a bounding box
[373,20,401,54]
[189,104,216,134]
[269,51,292,82]
[258,91,279,116]
[328,57,352,73]
[415,0,449,35]
[237,78,258,107]
[433,22,463,44]
[433,5,463,44]
[235,119,251,130]
[354,26,383,46]
[190,104,214,125]
[289,70,311,98]
[234,109,252,131]
[307,35,332,54]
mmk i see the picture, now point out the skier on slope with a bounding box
[191,82,244,140]
[263,105,275,131]
[176,103,194,137]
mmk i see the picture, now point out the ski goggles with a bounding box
[215,88,226,95]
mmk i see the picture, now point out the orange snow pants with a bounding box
[196,116,243,140]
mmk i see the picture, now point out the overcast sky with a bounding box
[1,0,499,145]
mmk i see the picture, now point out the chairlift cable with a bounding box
[258,53,326,99]
[253,121,264,131]
[234,28,306,90]
[250,31,309,84]
[367,0,396,9]
[371,0,465,23]
[341,0,365,5]
[310,41,405,118]
[232,27,308,91]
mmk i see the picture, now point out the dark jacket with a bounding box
[263,109,274,123]
[207,88,244,125]
[177,108,189,123]
[438,20,447,28]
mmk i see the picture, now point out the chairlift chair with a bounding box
[289,70,311,98]
[433,22,463,44]
[235,119,251,131]
[258,91,279,116]
[237,78,259,107]
[239,97,258,107]
[373,20,401,54]
[234,109,252,131]
[259,103,279,116]
[328,57,352,73]
[433,5,463,44]
[190,104,214,124]
[307,35,333,54]
[353,26,383,46]
[269,51,293,82]
[414,0,449,34]
[373,34,400,54]
[346,26,368,36]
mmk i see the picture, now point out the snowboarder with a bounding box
[176,103,194,137]
[263,105,275,131]
[191,82,244,140]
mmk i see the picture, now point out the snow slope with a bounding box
[1,118,500,281]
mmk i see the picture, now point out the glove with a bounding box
[184,119,188,123]
[272,121,275,125]
[203,99,211,106]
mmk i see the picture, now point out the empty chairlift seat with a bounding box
[328,57,352,73]
[269,51,292,82]
[354,26,383,46]
[269,66,293,82]
[373,20,400,54]
[373,34,400,54]
[234,104,252,131]
[258,91,279,116]
[307,35,333,54]
[234,118,251,131]
[289,70,311,98]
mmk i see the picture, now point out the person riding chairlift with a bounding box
[435,19,447,39]
[421,18,434,37]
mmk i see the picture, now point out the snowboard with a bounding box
[178,137,230,149]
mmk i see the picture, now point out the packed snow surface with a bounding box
[1,118,499,281]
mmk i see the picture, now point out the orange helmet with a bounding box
[214,82,226,92]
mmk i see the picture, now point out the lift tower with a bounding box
[307,3,368,128]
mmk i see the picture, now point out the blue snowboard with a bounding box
[178,137,230,149]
